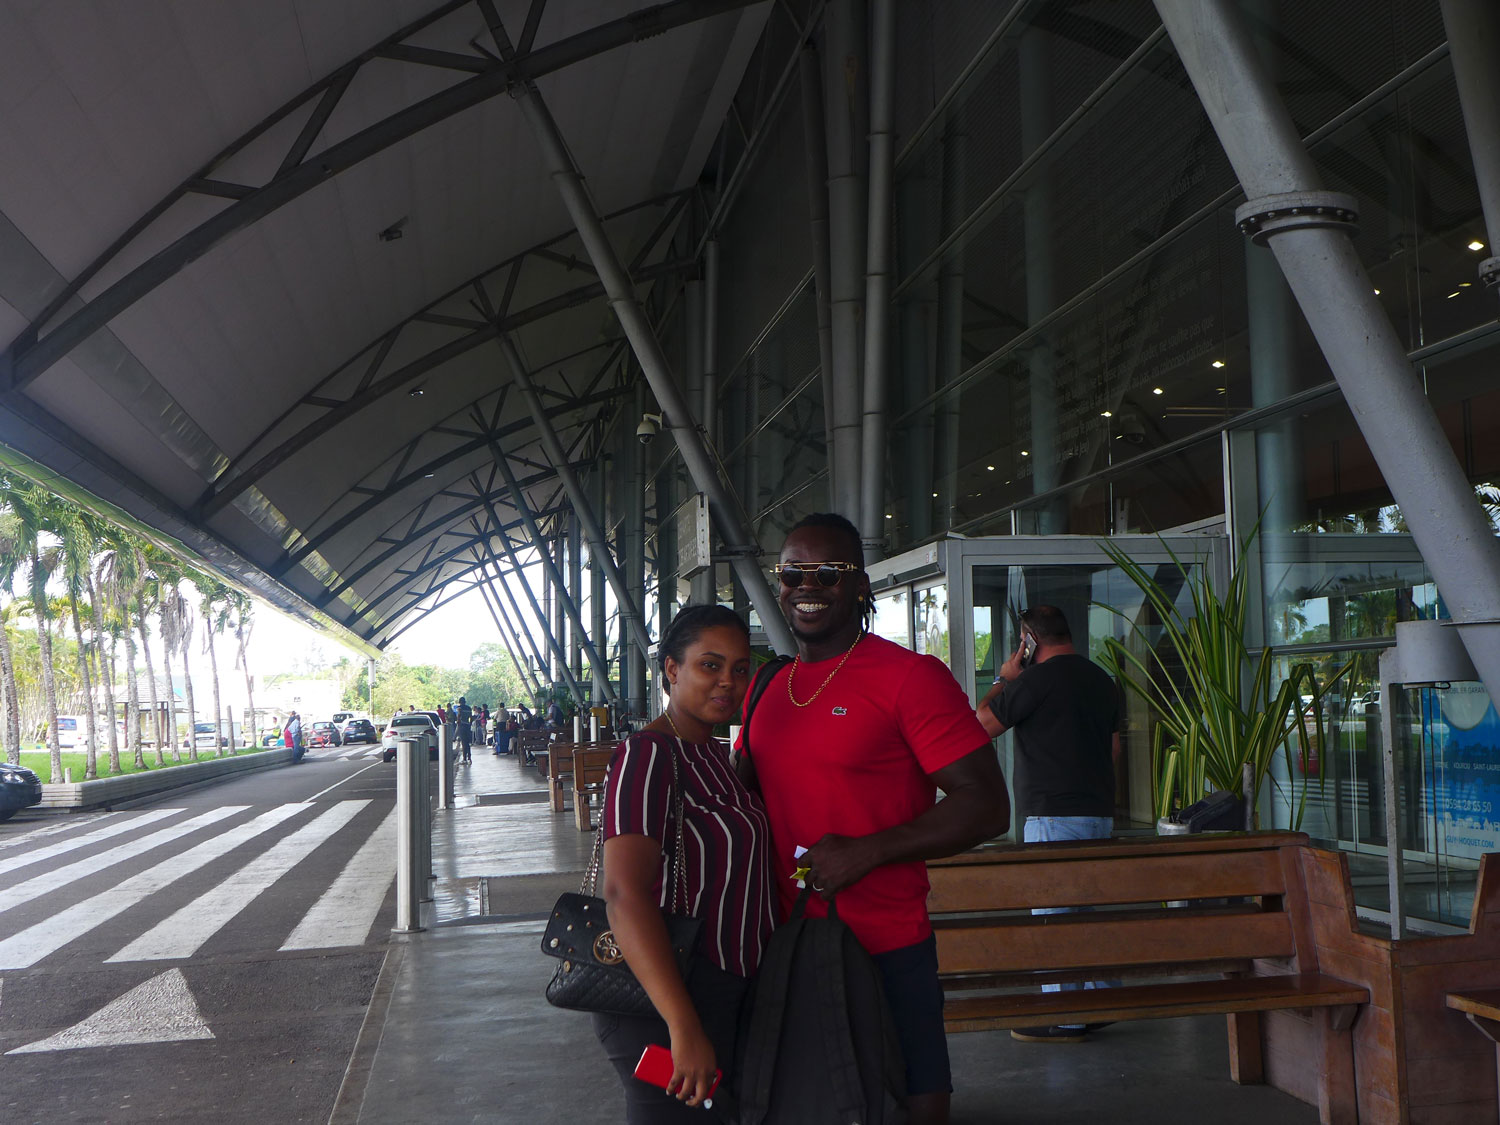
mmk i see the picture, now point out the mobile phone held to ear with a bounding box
[634,1044,722,1106]
[1020,632,1038,666]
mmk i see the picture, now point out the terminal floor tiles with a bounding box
[349,749,1320,1124]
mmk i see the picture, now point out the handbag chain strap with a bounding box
[582,733,689,916]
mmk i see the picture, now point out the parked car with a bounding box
[56,715,83,749]
[0,761,43,821]
[342,718,377,744]
[382,712,440,762]
[183,720,227,751]
[308,721,343,748]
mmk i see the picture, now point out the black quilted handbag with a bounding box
[542,735,702,1017]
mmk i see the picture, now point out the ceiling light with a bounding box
[1373,288,1381,295]
[1020,450,1029,457]
[424,473,434,478]
[1211,360,1226,369]
[1101,410,1113,418]
[987,465,995,471]
[1470,240,1486,251]
[931,492,938,498]
[408,386,425,397]
[885,514,893,520]
[1461,282,1473,288]
[1217,387,1227,394]
[1447,291,1461,299]
[1152,387,1164,395]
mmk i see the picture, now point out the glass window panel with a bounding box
[872,588,911,648]
[914,583,949,660]
[1263,546,1435,645]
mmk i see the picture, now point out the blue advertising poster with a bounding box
[1424,682,1500,860]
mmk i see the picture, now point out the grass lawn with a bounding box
[18,746,276,784]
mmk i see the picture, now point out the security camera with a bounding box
[636,412,663,445]
[1118,408,1147,446]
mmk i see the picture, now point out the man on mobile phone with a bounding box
[975,604,1120,1044]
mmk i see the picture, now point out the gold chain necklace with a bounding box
[786,632,863,708]
[662,707,703,744]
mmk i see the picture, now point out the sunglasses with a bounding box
[773,561,863,588]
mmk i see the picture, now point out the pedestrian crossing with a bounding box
[0,800,395,971]
[325,744,387,760]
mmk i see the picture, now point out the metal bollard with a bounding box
[393,737,424,933]
[438,722,453,809]
[419,730,434,902]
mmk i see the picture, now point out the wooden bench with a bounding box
[571,746,615,831]
[514,729,550,767]
[928,832,1368,1124]
[545,740,613,814]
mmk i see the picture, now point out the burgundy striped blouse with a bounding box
[601,731,776,977]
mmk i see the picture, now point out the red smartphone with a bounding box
[634,1043,722,1101]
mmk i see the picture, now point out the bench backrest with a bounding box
[573,746,614,792]
[927,832,1315,980]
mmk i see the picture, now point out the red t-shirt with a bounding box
[740,634,990,954]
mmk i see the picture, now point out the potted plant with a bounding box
[1098,535,1351,829]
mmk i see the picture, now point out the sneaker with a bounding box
[1011,1026,1087,1043]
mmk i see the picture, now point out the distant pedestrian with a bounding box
[456,697,473,763]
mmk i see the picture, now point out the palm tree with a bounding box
[96,534,144,769]
[9,485,64,781]
[0,505,27,765]
[194,574,230,755]
[83,515,121,775]
[230,591,258,748]
[53,500,100,778]
[130,545,165,766]
[161,584,198,762]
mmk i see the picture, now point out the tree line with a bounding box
[0,477,258,782]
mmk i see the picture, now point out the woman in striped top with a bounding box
[595,605,776,1121]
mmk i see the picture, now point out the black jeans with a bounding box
[593,960,751,1124]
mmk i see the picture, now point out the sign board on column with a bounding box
[676,492,710,578]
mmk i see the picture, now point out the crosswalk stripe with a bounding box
[0,807,245,915]
[0,809,183,874]
[108,800,371,963]
[280,806,395,951]
[0,803,309,971]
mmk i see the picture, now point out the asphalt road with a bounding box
[0,743,397,1124]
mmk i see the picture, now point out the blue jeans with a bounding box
[1024,815,1114,1028]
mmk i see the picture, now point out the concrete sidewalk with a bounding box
[340,749,1320,1124]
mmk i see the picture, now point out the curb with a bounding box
[38,747,296,810]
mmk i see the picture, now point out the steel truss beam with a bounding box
[1,0,758,390]
[201,257,683,520]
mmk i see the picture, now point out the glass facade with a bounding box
[657,0,1500,933]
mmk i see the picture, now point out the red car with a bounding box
[307,721,343,748]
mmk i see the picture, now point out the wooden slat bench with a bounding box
[571,746,615,832]
[545,740,614,814]
[928,832,1368,1125]
[514,729,550,767]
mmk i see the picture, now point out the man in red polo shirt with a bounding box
[739,512,1010,1125]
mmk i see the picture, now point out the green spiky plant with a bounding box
[1098,535,1351,829]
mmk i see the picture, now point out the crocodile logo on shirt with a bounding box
[832,706,848,716]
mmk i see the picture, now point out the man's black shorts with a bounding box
[872,932,952,1096]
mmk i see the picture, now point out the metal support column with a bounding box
[1155,0,1500,705]
[1439,0,1500,288]
[858,0,896,559]
[624,386,648,717]
[506,61,795,655]
[1021,27,1063,534]
[479,462,605,704]
[568,517,582,685]
[591,465,611,701]
[822,0,868,519]
[936,117,966,530]
[703,242,722,447]
[498,336,653,662]
[800,42,838,463]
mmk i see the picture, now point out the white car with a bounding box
[381,712,440,762]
